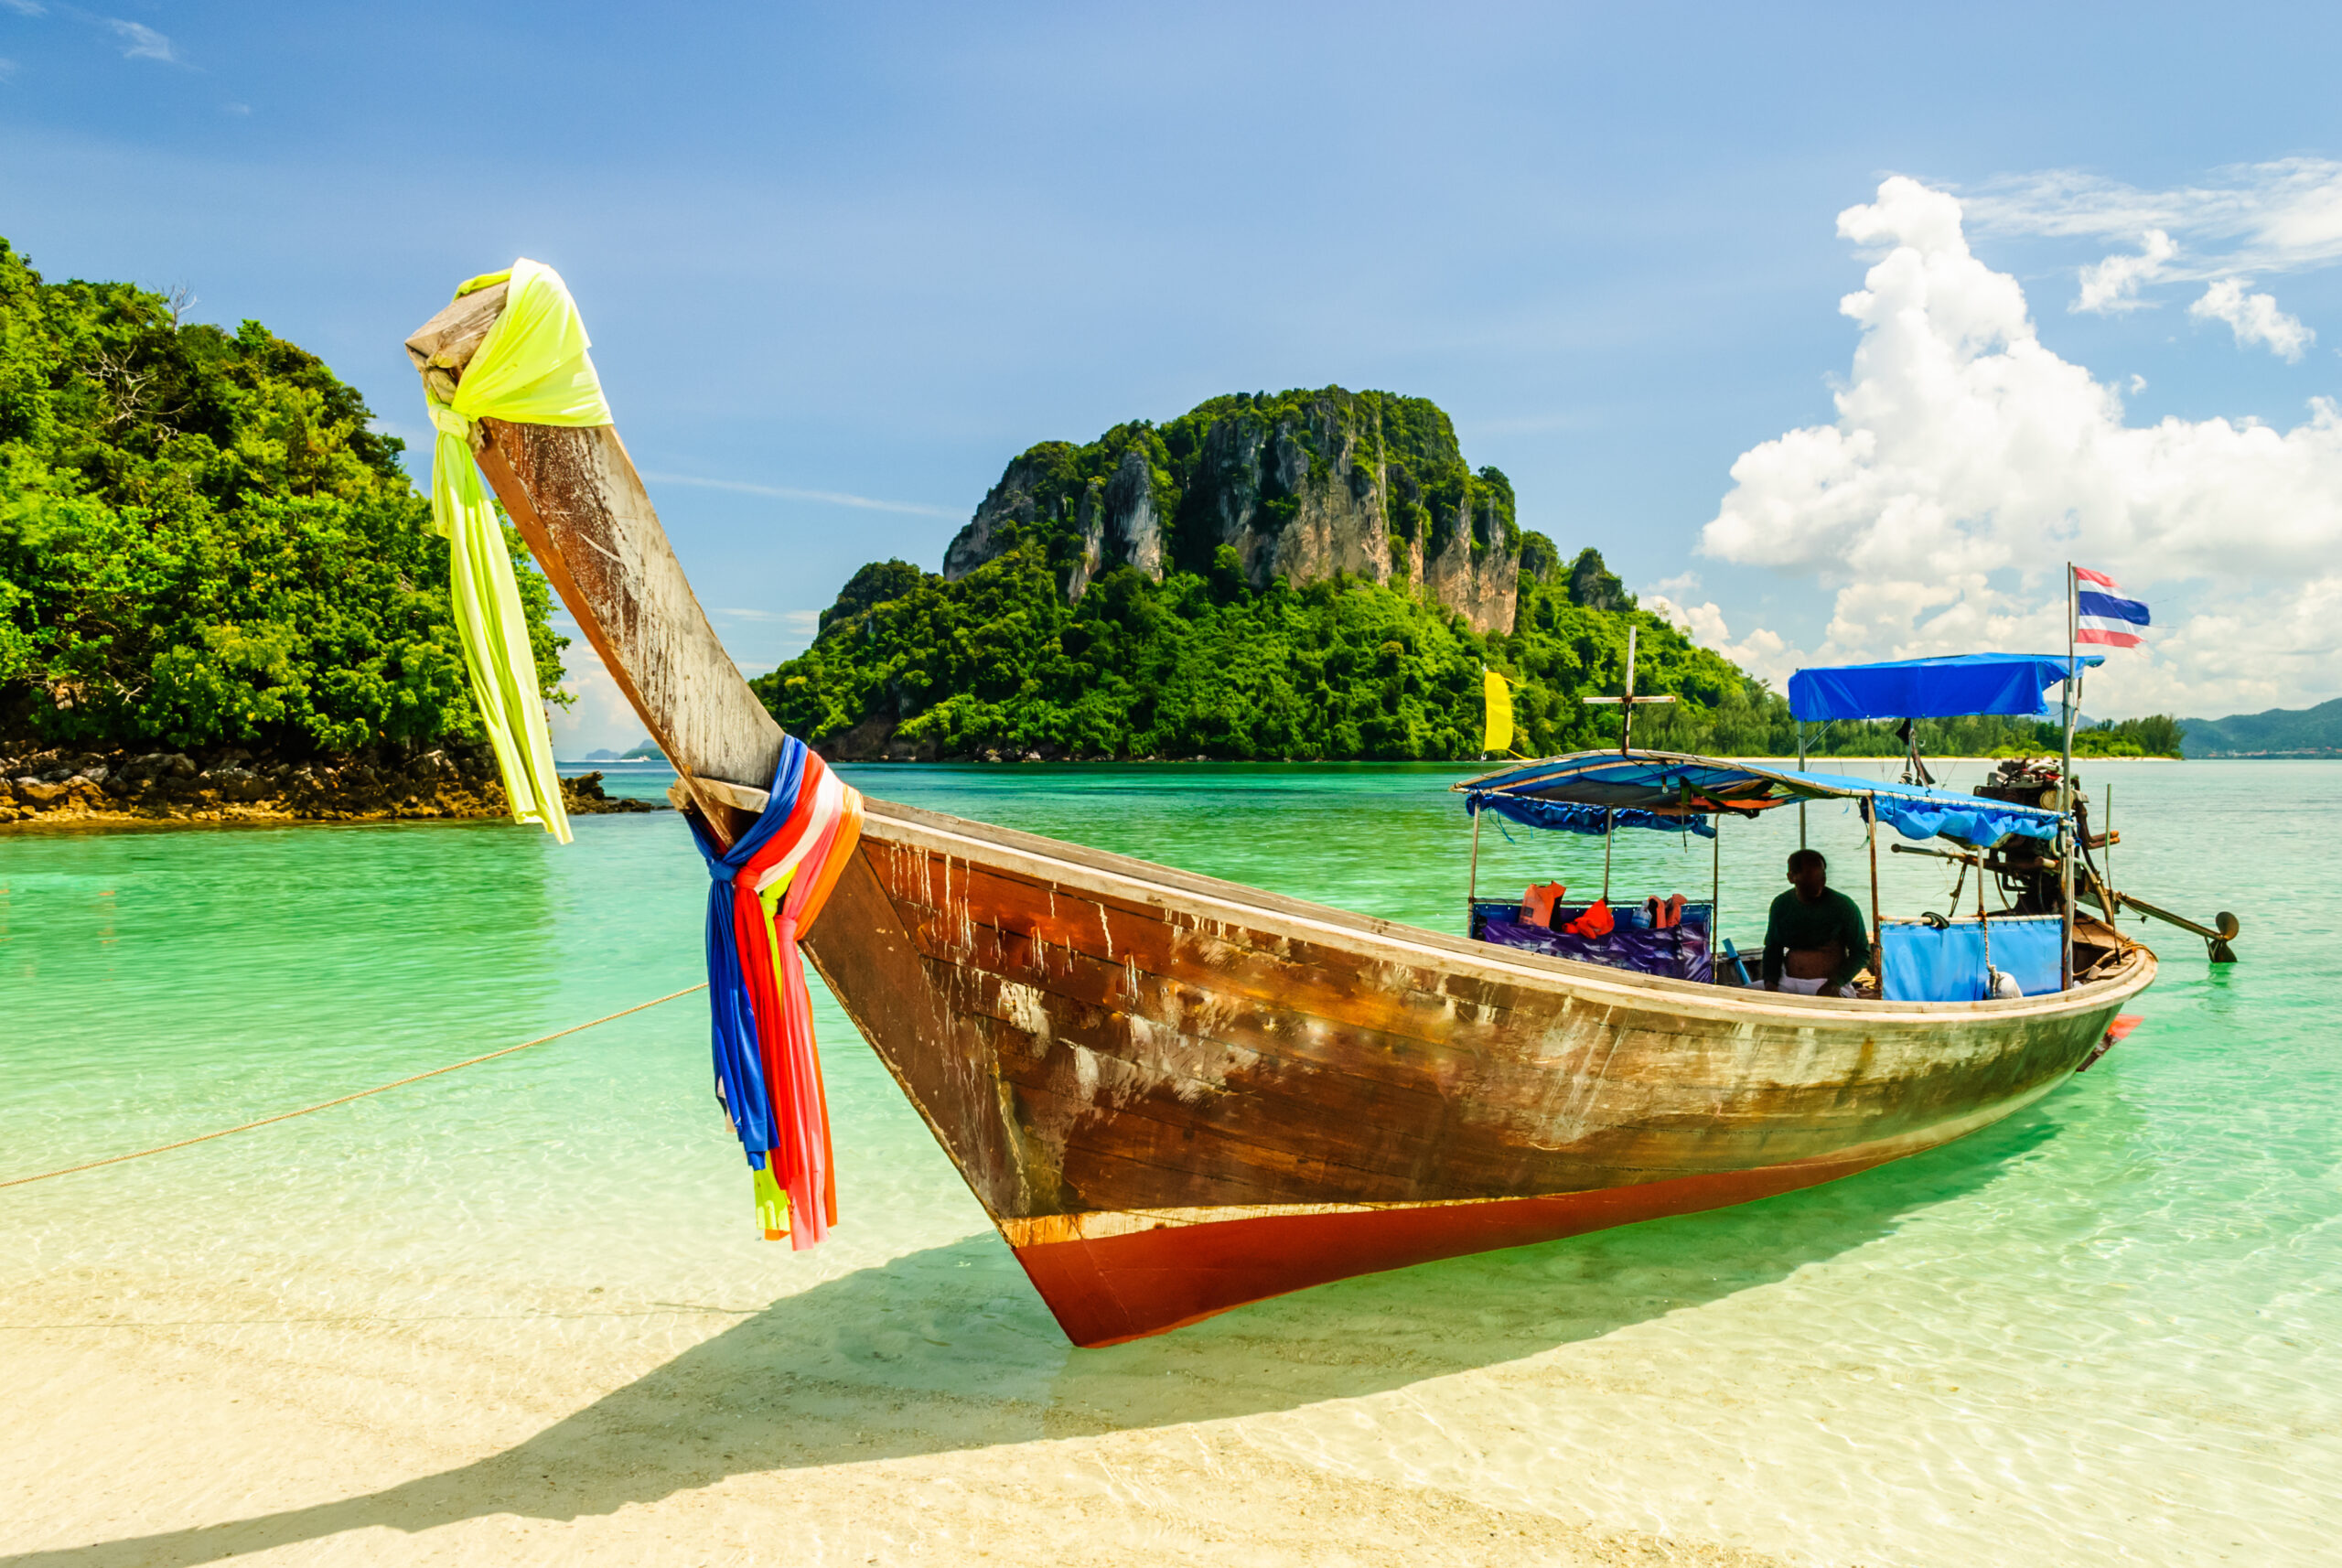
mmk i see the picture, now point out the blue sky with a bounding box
[7,3,2341,749]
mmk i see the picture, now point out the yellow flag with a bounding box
[1482,667,1515,756]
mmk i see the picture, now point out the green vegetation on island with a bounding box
[0,238,565,760]
[761,544,2183,763]
[760,534,1769,760]
[757,384,2183,763]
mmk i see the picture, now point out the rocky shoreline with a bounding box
[0,744,663,829]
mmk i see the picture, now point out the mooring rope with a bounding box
[0,984,708,1191]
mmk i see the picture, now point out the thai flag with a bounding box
[2074,566,2149,649]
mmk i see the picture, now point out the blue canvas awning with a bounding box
[1467,791,1716,839]
[1788,653,2103,723]
[1456,750,2066,847]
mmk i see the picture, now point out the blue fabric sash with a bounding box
[683,738,811,1166]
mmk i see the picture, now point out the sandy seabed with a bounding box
[1,1242,1794,1568]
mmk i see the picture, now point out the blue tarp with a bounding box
[1467,789,1715,838]
[1457,753,2064,846]
[1879,916,2063,1000]
[1860,788,2057,848]
[1788,653,2104,723]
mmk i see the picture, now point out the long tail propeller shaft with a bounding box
[1885,841,2239,963]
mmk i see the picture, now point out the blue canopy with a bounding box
[1468,791,1716,839]
[1456,750,2066,847]
[1788,653,2103,723]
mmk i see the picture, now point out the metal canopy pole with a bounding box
[1602,807,1616,900]
[1865,791,1884,989]
[2105,781,2115,912]
[1712,811,1722,972]
[1797,720,1809,849]
[1466,804,1483,932]
[2060,562,2079,991]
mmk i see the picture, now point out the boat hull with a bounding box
[403,295,2159,1350]
[805,799,2155,1346]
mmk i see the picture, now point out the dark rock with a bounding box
[1565,547,1633,612]
[560,771,660,814]
[826,714,897,762]
[204,766,268,803]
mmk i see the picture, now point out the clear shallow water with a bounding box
[3,759,2335,1564]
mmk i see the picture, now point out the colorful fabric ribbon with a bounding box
[423,259,616,843]
[686,737,865,1247]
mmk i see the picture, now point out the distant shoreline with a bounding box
[4,746,661,831]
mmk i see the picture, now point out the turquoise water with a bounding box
[2,759,2334,1563]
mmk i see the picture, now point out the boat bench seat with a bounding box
[1471,900,1714,983]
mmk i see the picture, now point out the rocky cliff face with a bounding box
[948,446,1165,601]
[940,388,1522,634]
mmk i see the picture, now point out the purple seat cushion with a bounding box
[1478,912,1713,983]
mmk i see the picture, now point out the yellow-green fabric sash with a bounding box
[424,259,613,843]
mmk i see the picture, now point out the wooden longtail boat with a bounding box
[405,286,2160,1348]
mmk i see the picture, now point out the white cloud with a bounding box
[106,19,173,61]
[2188,277,2315,361]
[549,643,649,757]
[1,2,47,17]
[1645,594,1796,691]
[1700,175,2342,718]
[1971,157,2342,280]
[640,469,957,518]
[2073,228,2175,314]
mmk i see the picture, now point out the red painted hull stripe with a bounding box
[1011,1150,1898,1348]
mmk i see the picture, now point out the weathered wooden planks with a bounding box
[840,811,2147,1236]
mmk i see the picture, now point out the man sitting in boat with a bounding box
[1764,849,1869,997]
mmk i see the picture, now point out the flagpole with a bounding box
[2060,561,2079,991]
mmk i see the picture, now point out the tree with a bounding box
[0,238,564,757]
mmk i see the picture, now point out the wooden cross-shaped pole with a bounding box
[1581,624,1675,756]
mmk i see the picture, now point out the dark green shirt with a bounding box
[1763,887,1869,988]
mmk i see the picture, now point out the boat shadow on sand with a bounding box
[7,1111,2062,1567]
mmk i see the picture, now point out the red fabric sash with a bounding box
[724,755,861,1248]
